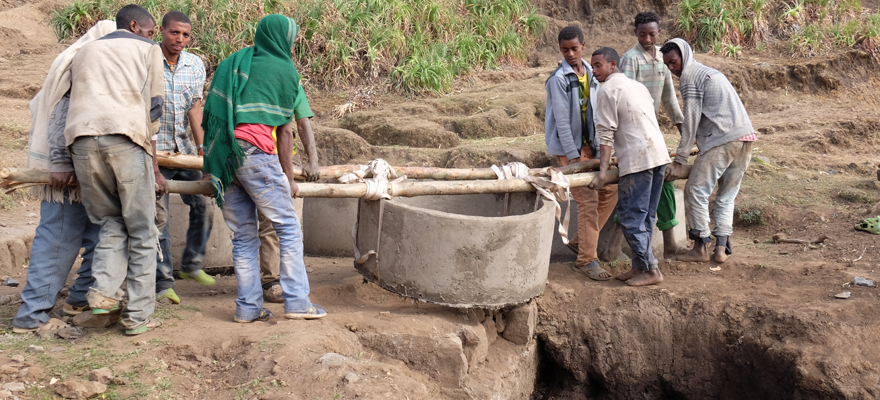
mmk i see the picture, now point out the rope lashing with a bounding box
[491,162,572,245]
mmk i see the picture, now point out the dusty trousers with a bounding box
[557,153,618,265]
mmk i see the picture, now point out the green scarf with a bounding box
[202,14,300,206]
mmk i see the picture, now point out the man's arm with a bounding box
[188,99,204,149]
[673,78,702,166]
[48,94,76,190]
[148,44,167,195]
[297,117,320,181]
[547,76,582,161]
[590,87,618,190]
[276,122,300,198]
[661,68,685,128]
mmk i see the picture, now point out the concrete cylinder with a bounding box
[355,193,555,308]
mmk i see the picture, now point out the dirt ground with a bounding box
[2,0,880,398]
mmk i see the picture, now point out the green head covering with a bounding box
[202,14,300,206]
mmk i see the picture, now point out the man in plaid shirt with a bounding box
[151,11,216,305]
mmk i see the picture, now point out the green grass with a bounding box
[674,0,880,59]
[49,0,544,95]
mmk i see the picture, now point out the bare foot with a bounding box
[600,225,625,262]
[616,268,642,281]
[661,229,685,259]
[677,243,711,262]
[663,246,687,259]
[714,246,730,263]
[626,269,663,286]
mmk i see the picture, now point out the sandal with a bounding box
[571,261,612,281]
[284,304,327,320]
[125,318,162,336]
[234,308,275,323]
[855,216,880,234]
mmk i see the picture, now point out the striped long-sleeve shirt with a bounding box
[618,44,684,125]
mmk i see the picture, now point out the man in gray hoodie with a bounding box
[660,38,758,263]
[545,26,618,281]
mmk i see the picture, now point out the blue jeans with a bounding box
[12,195,100,329]
[70,135,158,329]
[221,145,313,320]
[155,167,213,292]
[617,165,666,271]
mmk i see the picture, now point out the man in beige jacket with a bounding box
[65,4,164,335]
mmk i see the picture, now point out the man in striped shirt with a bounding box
[618,11,685,260]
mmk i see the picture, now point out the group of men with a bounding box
[13,5,325,335]
[546,12,755,286]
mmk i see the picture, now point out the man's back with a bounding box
[64,30,164,153]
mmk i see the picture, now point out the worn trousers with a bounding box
[12,195,99,329]
[617,166,666,271]
[221,145,313,320]
[257,199,303,286]
[155,167,214,292]
[685,141,753,239]
[556,153,618,265]
[70,135,158,329]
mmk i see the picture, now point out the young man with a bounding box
[589,47,670,287]
[203,14,325,322]
[545,25,618,281]
[661,38,756,263]
[11,20,118,334]
[258,84,320,303]
[65,4,164,335]
[618,11,686,259]
[152,11,215,305]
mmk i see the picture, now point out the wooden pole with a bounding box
[3,166,691,198]
[155,147,699,181]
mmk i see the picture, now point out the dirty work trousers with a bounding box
[13,194,100,329]
[613,182,678,231]
[221,142,314,320]
[154,167,214,293]
[257,198,303,286]
[617,165,665,271]
[685,141,753,239]
[556,154,618,266]
[70,135,158,330]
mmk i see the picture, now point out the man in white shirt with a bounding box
[588,47,671,287]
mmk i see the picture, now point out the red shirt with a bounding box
[234,123,276,155]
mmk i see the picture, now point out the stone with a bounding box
[26,366,44,378]
[8,240,28,268]
[834,292,851,299]
[89,367,113,384]
[358,331,468,388]
[194,355,212,365]
[1,382,24,392]
[2,278,19,287]
[483,318,498,345]
[459,324,488,366]
[854,277,874,287]
[317,353,349,367]
[221,340,231,351]
[57,327,82,340]
[18,368,27,377]
[0,365,19,374]
[272,365,282,375]
[494,311,506,333]
[55,380,107,399]
[170,360,196,372]
[50,347,65,353]
[759,62,770,69]
[10,355,24,363]
[473,308,486,323]
[59,287,69,297]
[0,295,12,305]
[0,246,12,270]
[502,301,538,345]
[343,372,359,384]
[27,345,44,353]
[73,310,120,328]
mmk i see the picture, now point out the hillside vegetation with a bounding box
[675,0,880,58]
[50,0,545,94]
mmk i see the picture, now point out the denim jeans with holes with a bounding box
[221,144,313,320]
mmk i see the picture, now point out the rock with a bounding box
[57,327,82,340]
[482,318,498,345]
[26,366,44,378]
[345,323,359,332]
[759,62,770,69]
[221,340,231,350]
[50,347,65,353]
[459,324,488,366]
[502,301,538,345]
[27,345,44,353]
[59,287,69,297]
[827,169,838,175]
[473,308,486,323]
[0,295,12,305]
[317,353,349,367]
[494,311,505,333]
[0,364,19,374]
[10,355,24,363]
[55,379,107,399]
[2,278,19,287]
[357,331,468,388]
[18,367,27,377]
[170,360,196,372]
[854,277,874,287]
[834,292,851,299]
[8,240,28,268]
[1,382,24,392]
[378,311,390,318]
[343,372,359,384]
[194,355,212,365]
[73,310,120,328]
[89,367,113,384]
[272,365,282,375]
